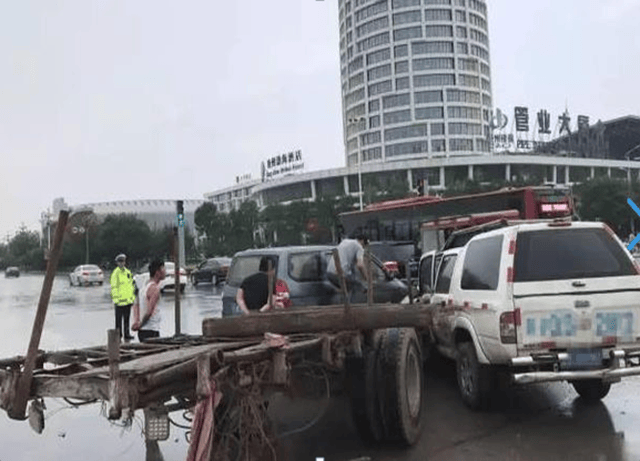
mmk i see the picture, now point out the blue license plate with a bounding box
[564,348,602,370]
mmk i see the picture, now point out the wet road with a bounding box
[1,274,640,461]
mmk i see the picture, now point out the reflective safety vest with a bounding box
[110,267,136,306]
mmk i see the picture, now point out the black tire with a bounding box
[348,333,386,444]
[98,281,103,286]
[192,276,198,286]
[379,328,423,446]
[456,341,493,410]
[571,380,611,403]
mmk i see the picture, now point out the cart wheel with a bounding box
[379,328,423,446]
[348,333,386,444]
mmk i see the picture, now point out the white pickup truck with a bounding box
[422,219,640,409]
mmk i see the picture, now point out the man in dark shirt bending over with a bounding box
[235,256,276,315]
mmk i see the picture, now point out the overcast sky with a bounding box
[1,0,639,239]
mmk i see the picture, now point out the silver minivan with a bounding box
[221,245,409,317]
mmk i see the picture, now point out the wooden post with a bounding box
[9,209,69,420]
[267,259,274,309]
[107,329,123,420]
[406,260,413,305]
[271,350,288,386]
[332,249,350,312]
[203,303,433,338]
[173,226,181,336]
[365,249,373,306]
[196,354,211,399]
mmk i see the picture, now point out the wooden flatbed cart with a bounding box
[0,210,433,460]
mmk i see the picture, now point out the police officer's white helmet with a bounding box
[115,254,126,262]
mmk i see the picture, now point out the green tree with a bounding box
[194,202,232,256]
[4,226,44,270]
[574,177,634,237]
[94,214,154,268]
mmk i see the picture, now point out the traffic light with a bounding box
[177,200,184,228]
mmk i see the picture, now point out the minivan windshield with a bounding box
[514,227,636,282]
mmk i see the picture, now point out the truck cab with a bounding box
[427,220,640,409]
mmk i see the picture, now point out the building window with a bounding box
[396,76,410,90]
[470,44,489,61]
[482,94,491,106]
[469,12,487,30]
[347,138,359,152]
[450,138,475,151]
[456,25,467,38]
[395,60,410,74]
[431,123,445,135]
[411,41,454,55]
[383,109,412,124]
[394,26,423,41]
[385,141,429,157]
[362,146,383,161]
[455,0,465,6]
[416,106,444,119]
[395,44,408,58]
[348,56,364,73]
[366,47,391,65]
[481,78,491,91]
[393,10,421,25]
[356,16,389,38]
[432,139,446,152]
[458,57,479,71]
[455,10,466,22]
[369,99,380,112]
[476,138,490,152]
[346,103,366,120]
[370,115,381,128]
[357,31,390,52]
[458,74,479,88]
[415,90,443,104]
[361,131,381,145]
[424,9,452,21]
[392,0,420,8]
[448,122,482,135]
[369,79,393,96]
[413,73,455,87]
[480,62,490,77]
[447,106,481,119]
[385,124,428,141]
[345,88,366,106]
[424,0,451,4]
[349,72,365,89]
[383,93,411,109]
[368,63,392,81]
[425,25,453,37]
[446,88,480,103]
[469,28,488,45]
[412,57,454,71]
[456,42,468,54]
[355,0,388,23]
[347,118,367,137]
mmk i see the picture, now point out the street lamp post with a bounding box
[347,117,367,211]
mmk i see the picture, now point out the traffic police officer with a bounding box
[110,253,136,340]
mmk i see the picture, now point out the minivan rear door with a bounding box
[513,225,640,359]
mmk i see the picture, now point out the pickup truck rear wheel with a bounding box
[456,341,492,410]
[379,328,423,446]
[571,379,611,403]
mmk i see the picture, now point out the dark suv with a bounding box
[192,257,232,286]
[221,245,408,317]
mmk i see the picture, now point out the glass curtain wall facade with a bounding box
[338,0,493,167]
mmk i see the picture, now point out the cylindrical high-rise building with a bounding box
[338,0,492,167]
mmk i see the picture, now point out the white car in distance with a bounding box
[69,265,104,286]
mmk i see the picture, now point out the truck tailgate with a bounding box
[513,277,640,352]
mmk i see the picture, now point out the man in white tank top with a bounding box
[132,259,166,342]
